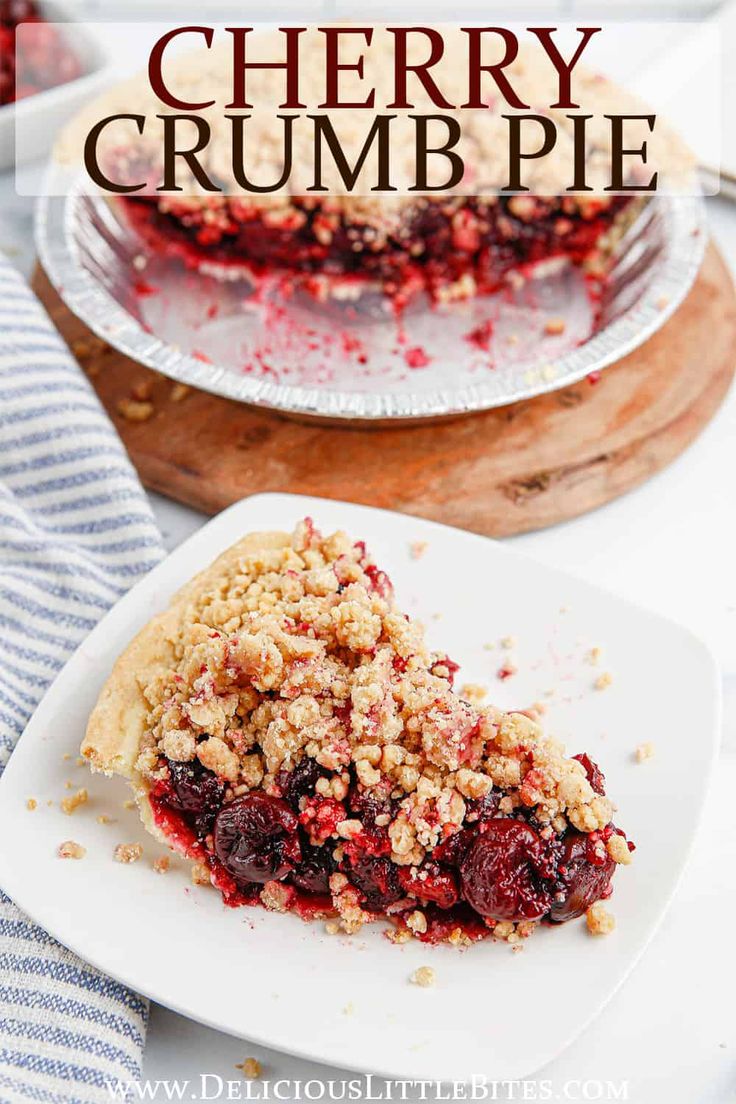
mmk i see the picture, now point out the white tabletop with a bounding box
[2,180,735,1103]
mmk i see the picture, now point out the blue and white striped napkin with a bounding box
[0,254,164,1102]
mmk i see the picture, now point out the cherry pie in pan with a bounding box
[88,28,690,309]
[121,192,634,308]
[83,519,632,946]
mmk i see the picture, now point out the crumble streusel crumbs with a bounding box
[594,672,613,691]
[170,382,190,403]
[191,862,210,886]
[114,843,143,864]
[497,663,517,681]
[606,834,632,865]
[386,928,412,945]
[58,840,85,859]
[61,788,88,815]
[588,646,602,666]
[544,317,566,336]
[409,541,428,561]
[131,379,153,402]
[460,683,487,705]
[97,815,114,825]
[117,397,154,423]
[26,798,37,811]
[586,902,615,935]
[634,741,655,763]
[126,519,621,942]
[236,1058,262,1080]
[153,856,171,874]
[410,966,436,988]
[407,910,428,935]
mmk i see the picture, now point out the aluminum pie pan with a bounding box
[35,189,707,423]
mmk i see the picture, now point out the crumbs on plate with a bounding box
[58,840,85,860]
[113,843,143,864]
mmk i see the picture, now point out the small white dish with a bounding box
[0,493,719,1082]
[2,1,111,172]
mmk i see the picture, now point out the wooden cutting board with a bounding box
[32,241,736,537]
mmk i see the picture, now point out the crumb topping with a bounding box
[136,522,613,871]
[113,519,631,943]
[67,28,692,206]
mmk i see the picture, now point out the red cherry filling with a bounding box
[288,840,335,895]
[464,787,500,824]
[572,753,607,795]
[161,758,225,838]
[122,195,631,309]
[345,785,396,855]
[277,756,327,810]
[549,829,616,922]
[346,855,403,912]
[459,819,553,922]
[398,861,459,909]
[213,793,301,885]
[152,755,621,932]
[166,759,225,816]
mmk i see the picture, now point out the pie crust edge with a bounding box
[81,529,292,787]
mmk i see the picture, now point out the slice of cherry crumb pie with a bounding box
[83,519,632,946]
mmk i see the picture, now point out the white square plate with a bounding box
[0,493,719,1082]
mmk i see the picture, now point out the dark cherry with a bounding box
[288,838,335,896]
[572,753,606,796]
[277,757,326,811]
[433,826,476,868]
[459,819,553,922]
[548,830,615,922]
[346,855,403,912]
[348,785,397,830]
[213,793,301,885]
[165,759,225,817]
[465,787,501,824]
[398,861,459,909]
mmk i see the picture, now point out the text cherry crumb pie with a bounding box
[83,519,633,946]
